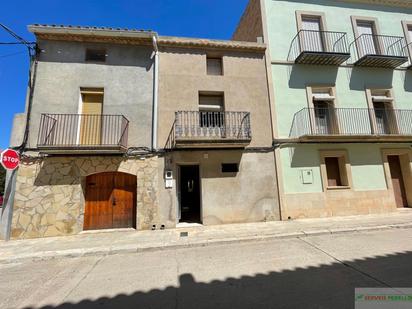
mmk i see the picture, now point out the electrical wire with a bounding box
[0,50,26,58]
[0,23,38,153]
[0,24,33,48]
[0,42,35,45]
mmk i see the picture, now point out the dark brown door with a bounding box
[388,156,408,208]
[84,172,136,230]
[180,165,201,223]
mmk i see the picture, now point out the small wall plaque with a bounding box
[301,169,313,184]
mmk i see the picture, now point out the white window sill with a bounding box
[326,186,351,190]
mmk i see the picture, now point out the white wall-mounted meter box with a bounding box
[301,169,313,184]
[165,170,173,189]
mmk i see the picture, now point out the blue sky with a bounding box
[0,0,249,150]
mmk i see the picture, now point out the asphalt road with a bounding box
[1,228,412,309]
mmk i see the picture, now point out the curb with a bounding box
[0,223,411,265]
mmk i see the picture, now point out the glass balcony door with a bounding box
[357,21,378,56]
[301,17,324,52]
[373,102,398,135]
[314,101,335,135]
[198,94,226,137]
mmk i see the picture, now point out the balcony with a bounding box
[349,34,407,68]
[166,111,252,149]
[403,42,412,69]
[290,107,412,142]
[287,30,350,65]
[37,114,129,153]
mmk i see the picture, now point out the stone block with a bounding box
[18,213,31,228]
[46,213,56,225]
[11,228,24,238]
[44,226,61,237]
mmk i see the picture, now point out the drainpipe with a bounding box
[152,35,159,151]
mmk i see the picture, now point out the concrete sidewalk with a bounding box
[1,209,411,264]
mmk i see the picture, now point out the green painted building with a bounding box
[234,0,412,219]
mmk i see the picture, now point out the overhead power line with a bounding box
[0,50,26,58]
[0,24,36,58]
[0,24,32,46]
[0,42,35,45]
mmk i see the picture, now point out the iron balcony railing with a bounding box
[290,107,412,138]
[403,42,412,67]
[287,30,350,63]
[37,114,129,149]
[349,34,407,65]
[166,111,251,149]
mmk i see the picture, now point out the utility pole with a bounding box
[0,24,35,240]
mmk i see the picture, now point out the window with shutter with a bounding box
[207,57,223,75]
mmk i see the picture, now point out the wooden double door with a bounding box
[84,172,137,230]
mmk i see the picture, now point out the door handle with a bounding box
[112,197,117,206]
[187,180,194,193]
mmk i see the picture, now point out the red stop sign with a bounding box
[1,149,20,170]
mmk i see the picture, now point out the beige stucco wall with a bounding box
[11,155,159,239]
[9,113,26,148]
[156,45,279,226]
[157,150,280,226]
[157,46,273,149]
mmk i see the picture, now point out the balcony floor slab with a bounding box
[295,51,350,66]
[174,138,252,149]
[37,146,127,155]
[354,55,408,68]
[295,134,412,143]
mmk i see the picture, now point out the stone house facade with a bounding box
[6,25,160,239]
[156,37,280,227]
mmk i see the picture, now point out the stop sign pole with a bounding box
[1,149,20,171]
[0,149,20,241]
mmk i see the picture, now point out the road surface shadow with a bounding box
[24,250,412,309]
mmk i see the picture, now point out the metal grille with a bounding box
[403,42,412,67]
[352,34,405,58]
[166,111,251,149]
[37,114,129,149]
[348,34,407,67]
[290,108,412,138]
[288,30,349,63]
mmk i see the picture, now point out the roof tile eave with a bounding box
[340,0,412,8]
[28,24,157,37]
[158,35,266,51]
